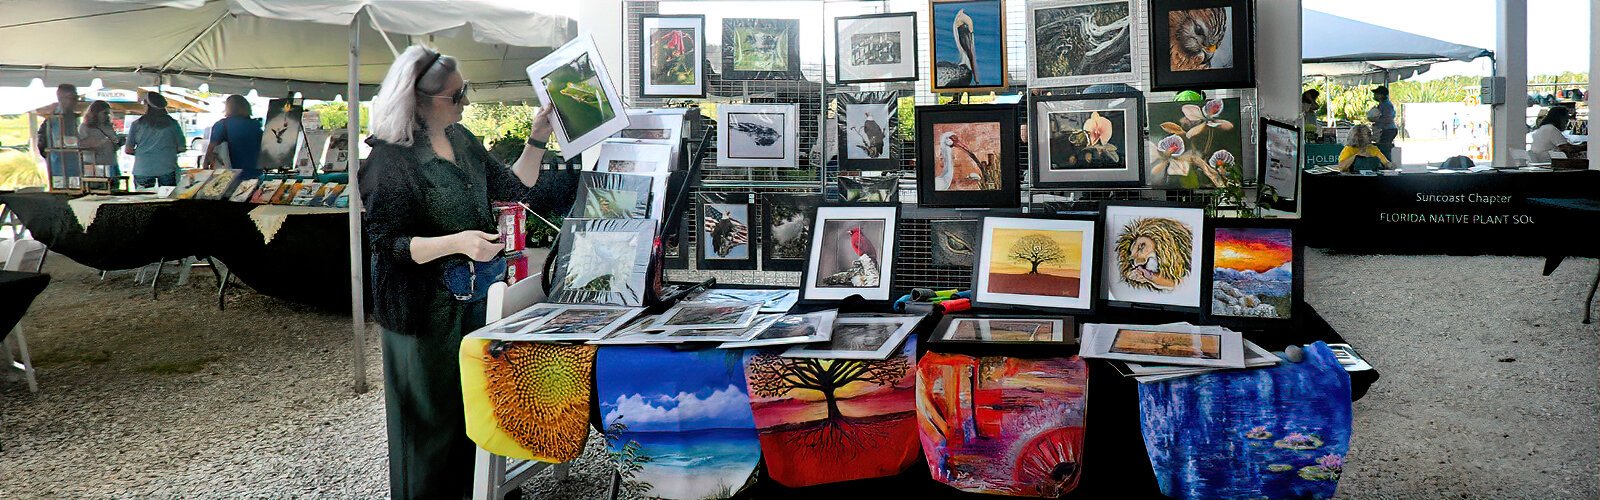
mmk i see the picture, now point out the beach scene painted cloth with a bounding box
[1139,341,1353,500]
[459,339,594,463]
[598,346,761,500]
[916,353,1090,497]
[742,337,920,487]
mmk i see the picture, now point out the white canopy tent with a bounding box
[0,0,578,392]
[1302,9,1493,85]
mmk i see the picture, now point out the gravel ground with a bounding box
[1,250,1595,498]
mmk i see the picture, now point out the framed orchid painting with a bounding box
[1031,92,1144,188]
[1145,97,1243,189]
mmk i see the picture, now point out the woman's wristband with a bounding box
[526,137,548,150]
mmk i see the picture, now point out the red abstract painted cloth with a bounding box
[742,337,921,487]
[916,353,1090,497]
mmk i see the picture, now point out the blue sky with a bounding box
[933,0,1005,86]
[598,347,754,432]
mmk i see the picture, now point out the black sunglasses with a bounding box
[415,50,468,105]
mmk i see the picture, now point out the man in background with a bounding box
[35,83,81,185]
[1369,86,1399,152]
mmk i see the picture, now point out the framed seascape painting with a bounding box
[1146,97,1244,189]
[1032,92,1144,188]
[723,18,802,80]
[928,218,981,267]
[760,193,822,272]
[528,34,630,158]
[972,215,1099,314]
[717,103,799,168]
[915,104,1020,208]
[1100,202,1207,311]
[698,193,758,271]
[836,91,902,171]
[639,15,706,98]
[549,218,657,307]
[1258,118,1301,213]
[802,204,898,302]
[1148,0,1256,91]
[929,0,1008,93]
[1204,219,1301,326]
[834,12,919,84]
[930,315,1075,346]
[1027,0,1138,88]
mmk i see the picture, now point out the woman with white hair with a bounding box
[362,45,554,500]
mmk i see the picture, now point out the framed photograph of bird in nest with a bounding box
[1027,0,1139,88]
[761,193,822,272]
[971,214,1101,314]
[698,192,758,271]
[836,91,902,171]
[834,12,919,84]
[929,0,1008,93]
[1147,0,1256,91]
[801,204,899,302]
[1031,92,1145,188]
[914,103,1021,208]
[717,103,799,168]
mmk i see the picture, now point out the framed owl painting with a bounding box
[1148,0,1255,92]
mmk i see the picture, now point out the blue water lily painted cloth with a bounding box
[1139,341,1353,500]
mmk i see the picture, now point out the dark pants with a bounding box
[134,172,177,188]
[382,322,479,500]
[1377,128,1398,147]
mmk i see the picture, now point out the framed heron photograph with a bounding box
[527,34,630,158]
[717,103,799,168]
[929,0,1008,93]
[836,91,902,171]
[1148,0,1256,91]
[914,104,1020,208]
[1027,0,1138,88]
[639,15,706,98]
[722,18,803,80]
[801,204,899,302]
[834,12,919,84]
[760,193,822,272]
[698,192,758,271]
[1031,92,1144,188]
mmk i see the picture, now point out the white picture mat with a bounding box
[594,140,675,174]
[843,100,894,160]
[782,316,917,360]
[1262,124,1300,201]
[1126,338,1279,375]
[803,205,897,301]
[643,300,763,332]
[939,317,1065,342]
[527,33,631,159]
[695,289,800,314]
[1026,0,1140,87]
[659,313,784,342]
[469,303,643,342]
[617,107,687,168]
[836,14,918,82]
[1031,96,1143,184]
[641,16,705,96]
[717,103,798,168]
[719,309,838,349]
[1101,205,1205,308]
[973,217,1096,311]
[1079,323,1244,368]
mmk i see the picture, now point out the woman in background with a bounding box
[1336,125,1391,173]
[204,95,263,177]
[77,100,122,179]
[1529,106,1584,163]
[124,93,186,187]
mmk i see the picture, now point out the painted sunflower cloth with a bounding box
[916,353,1089,497]
[459,339,594,462]
[742,337,922,487]
[1139,341,1353,500]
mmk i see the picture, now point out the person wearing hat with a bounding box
[1301,89,1322,139]
[124,92,187,187]
[1368,86,1398,150]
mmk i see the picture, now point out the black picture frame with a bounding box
[568,171,656,219]
[1030,91,1146,189]
[834,12,920,84]
[1148,0,1256,91]
[663,210,689,269]
[638,14,708,98]
[836,174,901,202]
[836,90,903,171]
[929,314,1079,347]
[914,103,1021,208]
[721,18,803,81]
[548,218,658,307]
[799,203,901,303]
[760,193,822,272]
[697,192,759,270]
[969,213,1102,315]
[1257,118,1301,213]
[1200,217,1302,330]
[1098,200,1209,314]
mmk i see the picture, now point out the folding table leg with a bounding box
[1584,266,1599,325]
[150,261,164,299]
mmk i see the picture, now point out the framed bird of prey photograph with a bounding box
[929,0,1008,93]
[698,192,758,271]
[802,204,899,302]
[717,103,799,168]
[1027,0,1138,88]
[1148,0,1256,91]
[761,193,822,272]
[1031,92,1144,188]
[914,104,1021,208]
[639,14,706,98]
[972,214,1100,314]
[836,91,902,171]
[722,18,803,80]
[834,12,919,84]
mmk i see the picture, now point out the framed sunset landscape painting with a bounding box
[971,215,1099,314]
[1203,218,1302,326]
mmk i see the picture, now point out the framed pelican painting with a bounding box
[639,15,706,98]
[1031,92,1145,188]
[801,204,899,302]
[1148,0,1256,91]
[914,103,1021,208]
[929,0,1008,93]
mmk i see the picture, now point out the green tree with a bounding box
[307,102,370,132]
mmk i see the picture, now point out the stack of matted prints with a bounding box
[1080,322,1280,383]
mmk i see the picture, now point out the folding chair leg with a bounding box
[150,261,164,299]
[9,325,37,393]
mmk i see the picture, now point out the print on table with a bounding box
[1109,329,1220,359]
[946,318,1062,342]
[561,231,639,293]
[258,98,304,171]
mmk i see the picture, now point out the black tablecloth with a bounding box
[0,271,50,341]
[0,192,191,270]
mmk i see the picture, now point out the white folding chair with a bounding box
[473,274,571,500]
[3,239,48,392]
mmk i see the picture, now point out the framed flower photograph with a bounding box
[698,192,758,271]
[802,204,899,302]
[929,0,1008,93]
[1146,97,1244,189]
[760,193,822,272]
[549,218,658,307]
[915,104,1021,208]
[1148,0,1256,91]
[972,215,1099,314]
[1027,0,1138,88]
[782,315,920,360]
[1031,92,1144,188]
[1258,118,1301,213]
[836,91,902,171]
[722,18,802,80]
[717,103,799,168]
[1203,218,1301,326]
[640,15,706,98]
[568,172,655,219]
[1099,202,1206,311]
[930,315,1075,346]
[835,12,919,84]
[528,34,631,158]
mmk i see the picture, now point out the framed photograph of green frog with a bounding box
[528,34,630,157]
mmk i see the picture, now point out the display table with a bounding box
[1527,197,1600,323]
[1301,169,1600,255]
[1,271,51,342]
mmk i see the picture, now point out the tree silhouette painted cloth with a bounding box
[741,337,921,487]
[1138,341,1353,500]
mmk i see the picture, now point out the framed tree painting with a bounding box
[835,12,919,84]
[915,104,1020,208]
[1258,118,1301,213]
[717,103,799,168]
[1148,0,1256,91]
[802,204,899,302]
[836,91,902,171]
[971,215,1099,314]
[1031,92,1144,188]
[722,18,802,80]
[698,192,758,271]
[1146,97,1244,189]
[761,193,822,272]
[639,15,706,98]
[528,34,630,158]
[1203,218,1301,327]
[1099,202,1206,311]
[929,0,1008,93]
[1027,0,1138,88]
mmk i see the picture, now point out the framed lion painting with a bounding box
[1099,202,1207,311]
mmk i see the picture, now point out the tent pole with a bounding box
[347,9,369,394]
